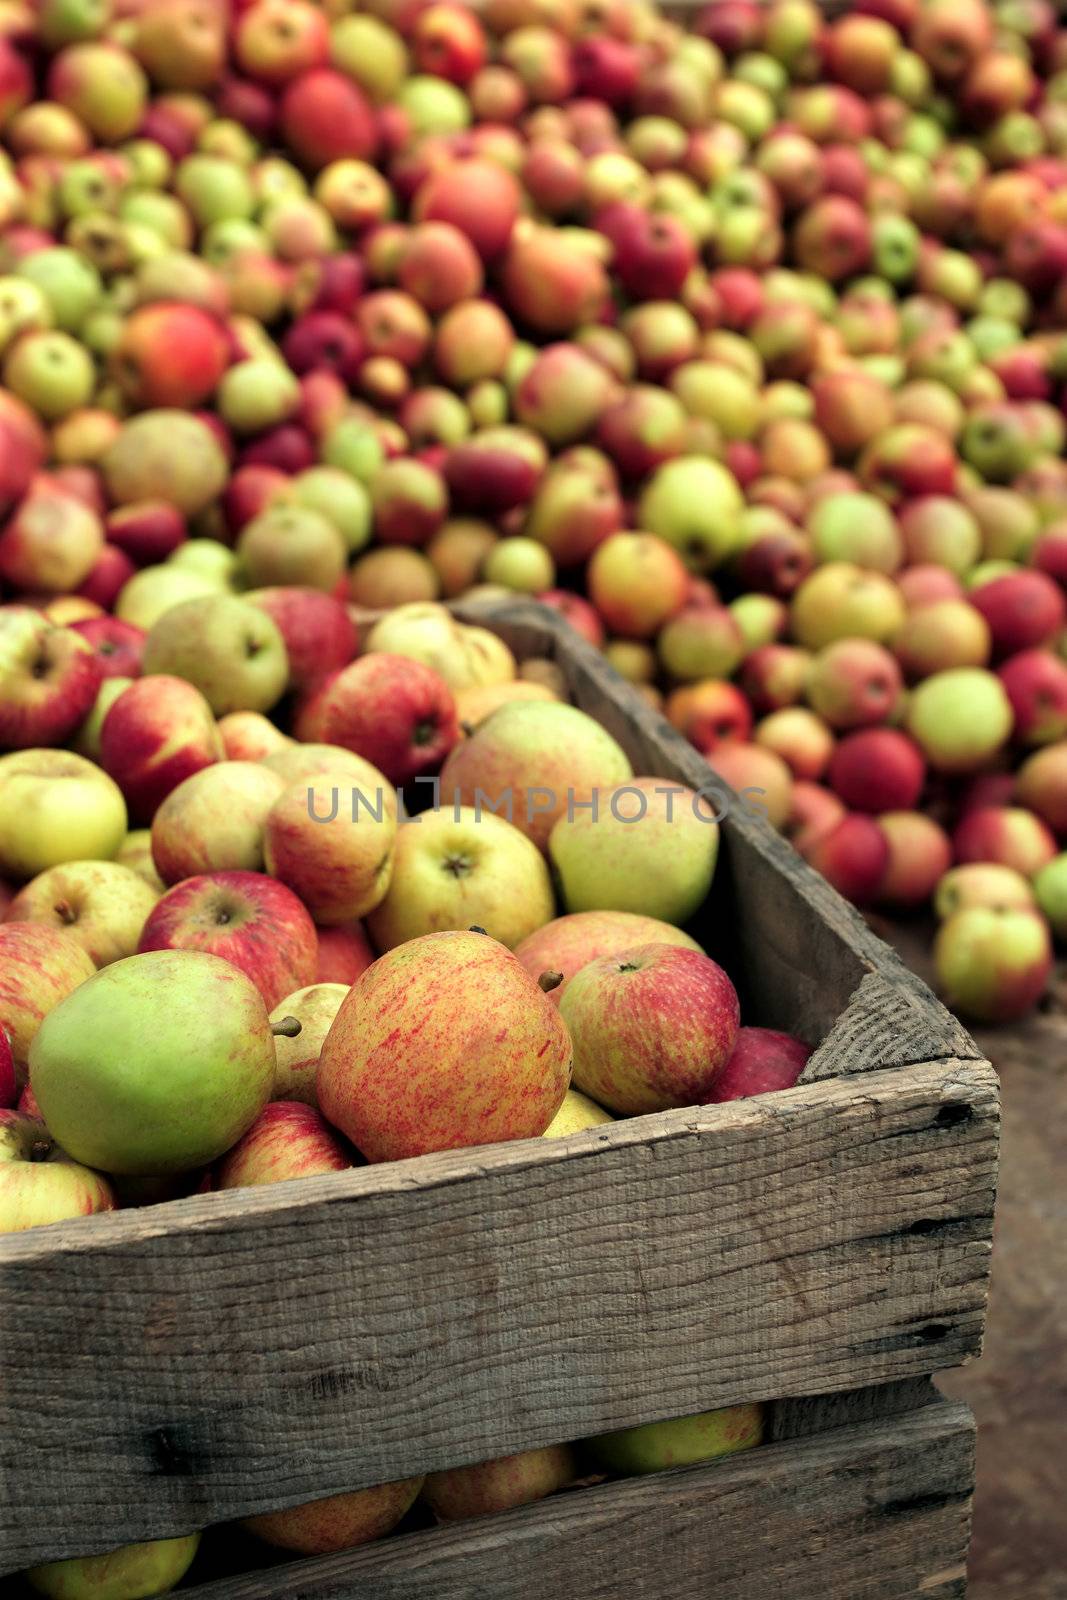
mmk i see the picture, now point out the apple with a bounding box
[0,921,96,1076]
[999,648,1067,745]
[740,645,811,714]
[656,604,746,683]
[0,749,126,882]
[114,830,165,895]
[706,743,794,831]
[935,863,1037,920]
[30,949,276,1175]
[264,771,397,925]
[636,457,745,573]
[138,870,317,1012]
[666,682,752,754]
[587,533,689,639]
[876,812,954,910]
[0,608,103,750]
[269,982,349,1104]
[151,762,285,884]
[218,711,291,764]
[0,1024,13,1108]
[5,860,159,968]
[315,924,375,986]
[318,930,571,1162]
[103,410,229,520]
[440,700,632,852]
[368,805,554,953]
[363,605,517,693]
[142,595,289,718]
[68,616,146,681]
[543,1089,614,1138]
[1034,854,1067,940]
[584,1402,763,1474]
[115,565,226,633]
[754,708,834,782]
[295,654,458,786]
[970,569,1067,657]
[513,911,703,1009]
[455,680,557,729]
[805,492,902,575]
[802,815,890,906]
[891,599,992,679]
[548,777,718,927]
[1016,742,1067,834]
[241,1477,424,1556]
[423,1445,576,1521]
[791,563,906,650]
[215,1100,356,1190]
[100,676,224,826]
[906,668,1014,773]
[559,943,739,1114]
[898,497,982,575]
[24,1535,203,1600]
[952,806,1058,879]
[0,476,104,595]
[705,1027,812,1103]
[934,906,1053,1023]
[244,586,357,691]
[827,729,925,813]
[0,1108,115,1235]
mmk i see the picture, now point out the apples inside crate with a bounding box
[0,603,996,1599]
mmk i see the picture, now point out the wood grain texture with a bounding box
[0,1060,996,1572]
[153,1399,977,1600]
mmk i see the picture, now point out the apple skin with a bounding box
[998,648,1067,746]
[0,1109,116,1235]
[514,912,703,1008]
[934,906,1053,1023]
[935,864,1037,920]
[142,595,290,720]
[587,532,689,640]
[68,616,146,681]
[706,743,794,831]
[1034,854,1067,941]
[1016,743,1067,834]
[584,1402,764,1474]
[138,871,318,1012]
[952,806,1058,880]
[0,477,104,595]
[0,749,127,882]
[0,608,103,750]
[803,815,891,907]
[30,949,276,1177]
[891,599,992,680]
[828,729,925,813]
[215,1100,356,1190]
[440,701,633,852]
[559,943,739,1115]
[264,771,397,925]
[24,1534,202,1599]
[151,761,285,885]
[269,983,349,1104]
[423,1444,576,1521]
[4,861,159,969]
[296,653,459,786]
[314,923,374,987]
[704,1027,812,1103]
[100,675,225,825]
[542,1088,614,1137]
[218,711,292,764]
[368,806,555,953]
[115,830,166,895]
[318,930,571,1163]
[244,586,358,691]
[875,812,954,911]
[548,777,718,928]
[0,1026,13,1108]
[905,668,1014,774]
[241,1477,424,1557]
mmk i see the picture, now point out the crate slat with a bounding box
[162,1397,977,1600]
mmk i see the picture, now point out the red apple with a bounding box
[704,1026,812,1103]
[970,571,1066,658]
[0,608,103,750]
[952,806,1058,878]
[244,588,357,692]
[998,648,1067,745]
[215,1100,355,1189]
[295,653,459,785]
[875,811,953,910]
[67,617,145,681]
[315,922,375,985]
[99,676,224,824]
[828,728,926,813]
[802,814,890,905]
[138,870,318,1010]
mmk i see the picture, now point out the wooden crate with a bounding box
[0,602,997,1596]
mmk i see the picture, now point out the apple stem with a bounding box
[29,1135,54,1163]
[538,970,564,993]
[271,1016,302,1038]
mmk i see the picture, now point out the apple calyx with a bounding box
[538,969,564,993]
[270,1015,303,1038]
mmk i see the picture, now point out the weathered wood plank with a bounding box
[801,973,984,1084]
[164,1399,977,1600]
[0,1060,996,1572]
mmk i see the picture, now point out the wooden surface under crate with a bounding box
[0,603,998,1584]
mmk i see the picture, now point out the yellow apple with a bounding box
[0,750,127,881]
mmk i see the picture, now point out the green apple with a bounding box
[217,358,301,436]
[0,750,126,881]
[1034,854,1067,940]
[16,247,102,333]
[0,1110,115,1236]
[175,153,255,227]
[142,595,289,716]
[934,906,1053,1023]
[71,677,133,762]
[330,15,409,102]
[3,330,95,420]
[548,777,718,927]
[934,863,1036,920]
[29,950,276,1176]
[542,1089,614,1138]
[26,1533,200,1599]
[5,860,159,967]
[637,457,745,573]
[482,536,556,595]
[167,539,241,586]
[584,1402,764,1474]
[906,667,1013,772]
[269,983,348,1104]
[368,806,556,952]
[287,466,372,555]
[114,565,226,631]
[321,417,385,482]
[103,411,229,517]
[237,504,348,593]
[150,761,284,884]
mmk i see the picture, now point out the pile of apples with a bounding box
[0,0,1064,1034]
